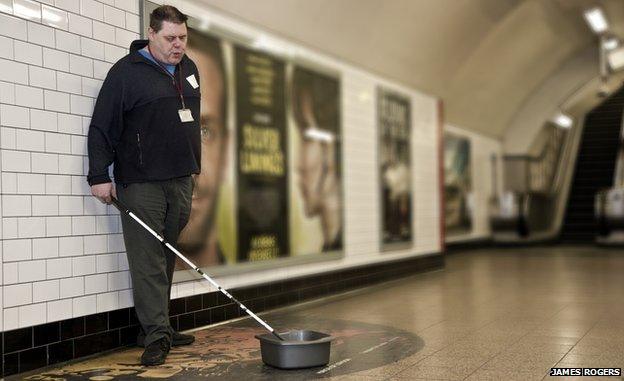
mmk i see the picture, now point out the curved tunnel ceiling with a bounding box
[193,0,624,138]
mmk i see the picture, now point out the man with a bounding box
[87,5,199,366]
[176,29,229,268]
[292,70,343,252]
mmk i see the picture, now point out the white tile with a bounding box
[28,21,55,47]
[43,47,69,71]
[15,85,44,109]
[29,66,57,90]
[82,116,90,134]
[125,12,139,33]
[80,36,104,60]
[4,307,19,330]
[32,152,59,174]
[72,294,95,316]
[2,150,30,172]
[58,113,82,134]
[41,4,68,30]
[96,291,117,312]
[17,173,46,194]
[2,195,31,216]
[3,262,18,284]
[108,271,129,291]
[103,4,123,27]
[0,81,15,103]
[46,174,72,194]
[60,276,83,298]
[18,303,46,328]
[114,0,138,14]
[58,195,83,215]
[104,42,125,63]
[13,0,41,22]
[14,41,42,66]
[71,135,87,155]
[72,175,90,195]
[4,283,32,307]
[55,29,80,54]
[0,35,13,60]
[69,54,93,77]
[72,215,95,234]
[68,12,91,37]
[47,298,72,321]
[45,216,72,236]
[83,234,106,254]
[18,216,46,238]
[0,13,27,40]
[117,251,128,270]
[31,109,58,132]
[1,127,16,149]
[96,253,117,272]
[45,132,71,154]
[46,257,71,279]
[58,154,83,175]
[33,280,60,303]
[2,172,17,193]
[32,237,59,259]
[44,90,70,112]
[32,195,59,216]
[84,273,107,294]
[83,196,108,215]
[18,259,47,282]
[118,288,133,308]
[73,255,95,276]
[56,71,82,94]
[3,239,32,261]
[54,0,79,13]
[3,218,19,239]
[92,20,114,43]
[99,0,115,5]
[93,59,112,80]
[107,233,124,252]
[95,216,116,234]
[16,129,44,151]
[70,94,93,116]
[81,77,101,98]
[80,0,102,20]
[59,235,83,256]
[114,27,136,49]
[0,58,29,84]
[1,104,30,128]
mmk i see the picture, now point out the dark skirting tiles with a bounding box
[48,340,74,365]
[4,327,32,353]
[178,313,195,331]
[186,295,202,312]
[169,298,186,315]
[85,312,108,335]
[4,352,18,376]
[33,322,60,347]
[74,331,119,358]
[119,326,140,346]
[194,309,211,327]
[108,308,130,329]
[60,317,85,341]
[19,346,47,373]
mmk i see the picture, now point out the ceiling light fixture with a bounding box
[584,7,608,34]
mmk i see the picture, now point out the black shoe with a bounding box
[141,337,170,366]
[172,331,195,346]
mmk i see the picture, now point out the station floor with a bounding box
[16,245,624,380]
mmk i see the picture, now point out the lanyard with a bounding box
[147,45,186,109]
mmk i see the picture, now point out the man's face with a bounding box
[177,44,227,253]
[148,21,187,65]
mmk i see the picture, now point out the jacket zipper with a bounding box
[137,133,143,166]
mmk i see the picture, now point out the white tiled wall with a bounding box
[0,0,443,332]
[444,124,502,243]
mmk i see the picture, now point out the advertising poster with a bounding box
[235,45,289,262]
[289,66,343,255]
[444,133,473,235]
[378,88,412,248]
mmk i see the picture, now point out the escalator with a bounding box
[560,87,624,243]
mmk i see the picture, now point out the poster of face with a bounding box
[444,133,473,235]
[176,28,236,268]
[289,66,343,255]
[235,45,289,262]
[378,88,412,247]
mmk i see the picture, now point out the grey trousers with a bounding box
[117,176,193,347]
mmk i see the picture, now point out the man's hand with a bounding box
[91,182,116,204]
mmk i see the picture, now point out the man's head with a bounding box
[148,5,188,65]
[177,30,228,255]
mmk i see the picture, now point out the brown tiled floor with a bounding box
[17,246,624,379]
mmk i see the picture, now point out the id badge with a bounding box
[178,109,194,123]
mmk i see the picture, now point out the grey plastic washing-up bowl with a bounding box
[255,329,333,369]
